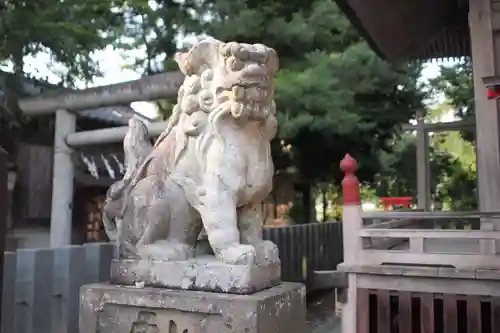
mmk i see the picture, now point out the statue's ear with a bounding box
[175,38,223,76]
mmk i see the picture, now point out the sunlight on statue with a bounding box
[103,37,280,267]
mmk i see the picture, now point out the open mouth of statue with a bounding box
[224,83,272,105]
[238,75,270,88]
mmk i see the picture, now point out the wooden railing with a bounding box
[340,155,500,270]
[357,289,499,333]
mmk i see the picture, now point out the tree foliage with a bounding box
[429,59,474,142]
[0,1,127,153]
[0,0,126,84]
[197,0,424,186]
[377,100,478,210]
[117,0,425,220]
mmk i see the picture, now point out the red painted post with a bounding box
[340,154,361,205]
[339,154,363,333]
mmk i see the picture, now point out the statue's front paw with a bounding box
[218,244,256,266]
[254,240,280,265]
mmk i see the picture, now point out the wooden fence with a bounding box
[1,243,115,333]
[358,288,500,333]
[0,222,343,333]
[263,222,343,286]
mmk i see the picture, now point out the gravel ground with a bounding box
[306,290,342,333]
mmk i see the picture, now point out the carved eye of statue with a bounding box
[252,44,268,63]
[249,52,266,64]
[237,47,250,61]
[227,56,245,71]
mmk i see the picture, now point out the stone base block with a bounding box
[110,256,281,294]
[79,282,306,333]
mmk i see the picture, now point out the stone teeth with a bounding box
[232,86,245,101]
[231,103,244,118]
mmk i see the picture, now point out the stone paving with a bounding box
[306,290,342,333]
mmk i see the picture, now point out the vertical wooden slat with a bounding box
[0,148,7,332]
[377,290,391,333]
[442,294,457,333]
[291,226,301,282]
[264,222,343,283]
[398,291,412,333]
[277,227,290,281]
[83,243,114,283]
[15,249,54,333]
[466,295,481,333]
[491,297,500,332]
[357,289,370,333]
[52,246,87,333]
[2,252,16,333]
[420,293,434,333]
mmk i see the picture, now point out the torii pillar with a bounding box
[469,0,500,231]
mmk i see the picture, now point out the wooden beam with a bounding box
[402,119,476,132]
[66,122,166,146]
[483,75,500,86]
[359,228,500,239]
[361,211,500,219]
[18,71,184,115]
[470,0,500,216]
[74,171,114,188]
[416,110,431,210]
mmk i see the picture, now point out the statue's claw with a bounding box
[218,244,256,266]
[253,240,280,265]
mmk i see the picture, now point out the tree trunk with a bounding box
[322,187,327,222]
[297,183,313,223]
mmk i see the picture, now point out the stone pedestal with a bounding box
[110,256,281,294]
[79,282,306,333]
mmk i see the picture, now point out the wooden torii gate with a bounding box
[18,71,184,248]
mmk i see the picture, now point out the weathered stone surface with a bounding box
[110,256,281,294]
[101,37,281,274]
[79,282,307,333]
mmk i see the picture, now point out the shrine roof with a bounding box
[335,0,470,61]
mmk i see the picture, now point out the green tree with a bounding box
[377,101,478,210]
[0,1,126,153]
[429,59,474,142]
[123,0,424,220]
[116,0,207,118]
[200,0,424,220]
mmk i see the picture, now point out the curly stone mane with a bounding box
[152,38,279,168]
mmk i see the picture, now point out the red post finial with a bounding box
[340,154,361,205]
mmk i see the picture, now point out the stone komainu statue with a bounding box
[103,38,280,266]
